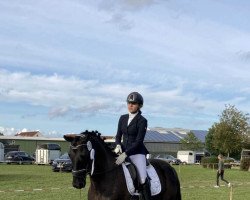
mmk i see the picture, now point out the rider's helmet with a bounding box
[126,92,143,106]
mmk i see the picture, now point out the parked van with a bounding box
[36,143,61,165]
[195,151,211,163]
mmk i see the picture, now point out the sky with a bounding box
[0,0,250,137]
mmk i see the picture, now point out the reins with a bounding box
[89,165,119,177]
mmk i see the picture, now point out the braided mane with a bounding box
[80,130,116,157]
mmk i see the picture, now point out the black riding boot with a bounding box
[142,179,151,200]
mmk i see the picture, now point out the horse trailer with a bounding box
[36,143,61,164]
[177,150,210,164]
[177,151,195,164]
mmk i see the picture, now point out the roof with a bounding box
[145,131,180,142]
[0,128,208,143]
[15,131,41,137]
[146,128,208,143]
[191,130,208,142]
[0,136,65,141]
[102,136,115,140]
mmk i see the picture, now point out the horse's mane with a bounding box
[80,130,117,157]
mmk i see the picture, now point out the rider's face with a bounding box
[127,102,140,113]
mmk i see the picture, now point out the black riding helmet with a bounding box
[127,92,143,106]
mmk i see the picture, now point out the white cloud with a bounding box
[98,0,158,12]
[1,68,249,121]
[0,126,18,136]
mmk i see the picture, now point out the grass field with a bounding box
[0,164,249,200]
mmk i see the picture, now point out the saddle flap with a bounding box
[122,163,161,196]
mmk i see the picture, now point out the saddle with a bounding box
[126,160,141,191]
[122,159,161,196]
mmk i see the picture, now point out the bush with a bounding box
[201,156,231,169]
[201,156,218,169]
[240,158,250,171]
[201,156,218,164]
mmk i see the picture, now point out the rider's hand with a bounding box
[115,152,127,165]
[114,145,123,154]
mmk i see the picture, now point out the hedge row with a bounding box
[201,157,232,169]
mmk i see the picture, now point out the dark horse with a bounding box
[64,130,181,200]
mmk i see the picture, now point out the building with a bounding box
[0,135,69,156]
[0,128,208,157]
[145,127,207,157]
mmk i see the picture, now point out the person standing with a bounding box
[114,92,151,200]
[214,154,231,188]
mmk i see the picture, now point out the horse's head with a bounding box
[64,130,117,189]
[64,132,93,189]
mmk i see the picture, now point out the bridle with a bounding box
[70,143,91,178]
[70,138,118,178]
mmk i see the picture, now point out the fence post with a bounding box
[229,185,233,200]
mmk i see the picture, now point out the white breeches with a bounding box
[129,154,147,184]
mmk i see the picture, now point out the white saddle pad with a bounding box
[122,163,161,196]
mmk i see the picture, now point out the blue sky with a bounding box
[0,0,250,137]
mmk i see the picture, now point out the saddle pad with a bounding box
[122,163,161,196]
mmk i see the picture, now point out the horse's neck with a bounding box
[90,152,121,192]
[94,146,116,173]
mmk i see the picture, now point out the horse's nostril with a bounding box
[72,181,86,189]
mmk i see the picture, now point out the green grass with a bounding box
[175,165,250,200]
[0,164,249,200]
[0,164,88,200]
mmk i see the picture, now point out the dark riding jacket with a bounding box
[115,111,149,156]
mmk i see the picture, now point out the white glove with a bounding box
[115,152,127,165]
[114,145,123,154]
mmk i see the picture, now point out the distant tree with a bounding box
[0,132,4,136]
[180,131,204,151]
[207,105,249,157]
[205,124,219,155]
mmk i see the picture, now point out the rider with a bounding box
[115,92,151,200]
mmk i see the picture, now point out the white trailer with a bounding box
[0,142,4,162]
[36,143,61,164]
[177,151,196,164]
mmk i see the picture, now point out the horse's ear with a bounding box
[64,134,76,142]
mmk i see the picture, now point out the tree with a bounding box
[206,104,249,157]
[0,132,3,136]
[180,131,204,151]
[205,124,219,155]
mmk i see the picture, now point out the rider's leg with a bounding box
[129,154,151,200]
